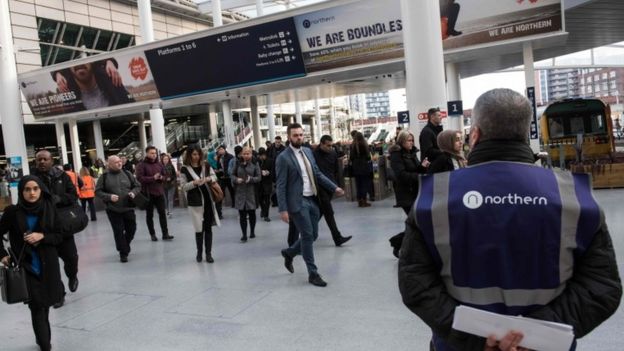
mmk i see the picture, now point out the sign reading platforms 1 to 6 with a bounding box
[145,18,306,99]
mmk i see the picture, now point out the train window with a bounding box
[569,115,585,134]
[549,117,564,138]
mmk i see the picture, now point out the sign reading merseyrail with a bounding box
[145,18,306,99]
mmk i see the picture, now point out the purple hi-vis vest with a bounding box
[415,161,601,350]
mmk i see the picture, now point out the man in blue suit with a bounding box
[277,123,344,287]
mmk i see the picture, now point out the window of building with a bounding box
[595,84,601,92]
[610,71,616,78]
[602,73,608,80]
[588,86,593,93]
[611,81,617,90]
[594,75,600,82]
[37,17,135,66]
[587,76,592,83]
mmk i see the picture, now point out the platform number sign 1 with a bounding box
[447,101,463,116]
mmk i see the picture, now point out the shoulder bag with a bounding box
[1,247,30,304]
[57,202,89,236]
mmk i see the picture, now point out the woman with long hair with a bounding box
[161,153,177,217]
[349,132,374,207]
[179,145,220,263]
[78,166,97,221]
[428,129,467,173]
[0,176,64,351]
[231,146,261,242]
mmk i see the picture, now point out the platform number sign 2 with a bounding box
[447,101,463,116]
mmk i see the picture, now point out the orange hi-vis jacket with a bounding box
[79,175,96,199]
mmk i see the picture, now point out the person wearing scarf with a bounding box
[0,176,64,351]
[428,129,467,174]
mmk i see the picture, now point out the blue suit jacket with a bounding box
[276,146,338,214]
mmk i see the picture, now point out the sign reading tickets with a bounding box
[294,0,403,72]
[20,52,160,118]
[145,18,306,99]
[441,0,563,51]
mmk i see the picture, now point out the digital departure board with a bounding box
[145,18,306,99]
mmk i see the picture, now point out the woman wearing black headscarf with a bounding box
[0,175,64,351]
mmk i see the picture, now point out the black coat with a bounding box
[313,147,340,184]
[258,158,274,194]
[419,122,443,162]
[31,168,78,209]
[398,140,623,350]
[427,152,457,174]
[216,152,234,180]
[389,146,427,208]
[0,205,64,307]
[349,144,372,176]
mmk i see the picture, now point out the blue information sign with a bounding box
[146,18,306,99]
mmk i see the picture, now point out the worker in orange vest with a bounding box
[78,166,97,221]
[63,164,83,198]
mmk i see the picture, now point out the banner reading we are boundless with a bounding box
[294,0,403,72]
[441,0,563,50]
[20,52,160,118]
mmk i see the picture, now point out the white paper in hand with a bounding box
[452,305,574,351]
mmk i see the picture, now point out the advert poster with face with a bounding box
[19,52,160,118]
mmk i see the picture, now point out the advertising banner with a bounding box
[441,0,563,51]
[7,157,23,187]
[145,18,306,99]
[294,0,403,72]
[20,52,160,118]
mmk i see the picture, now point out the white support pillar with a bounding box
[55,120,69,166]
[256,0,264,16]
[294,90,303,124]
[92,120,105,161]
[329,98,336,139]
[250,96,262,149]
[310,117,317,144]
[208,104,218,140]
[523,42,540,152]
[0,0,29,188]
[69,119,82,171]
[267,94,276,141]
[315,90,322,140]
[212,0,223,27]
[401,0,447,144]
[445,62,463,132]
[138,114,147,151]
[149,107,167,153]
[137,0,155,43]
[222,100,235,147]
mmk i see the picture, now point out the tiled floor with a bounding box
[1,189,622,350]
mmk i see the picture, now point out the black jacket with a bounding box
[0,205,64,307]
[389,146,427,208]
[180,165,213,207]
[313,147,340,184]
[427,152,464,174]
[31,168,78,209]
[216,152,234,180]
[258,157,274,194]
[419,122,443,162]
[398,140,622,350]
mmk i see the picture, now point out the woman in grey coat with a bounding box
[232,146,261,242]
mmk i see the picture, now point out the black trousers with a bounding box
[259,193,271,218]
[218,178,235,208]
[80,197,97,220]
[239,209,256,237]
[145,194,168,236]
[57,235,78,283]
[29,303,51,351]
[441,2,460,32]
[106,210,136,256]
[318,190,342,244]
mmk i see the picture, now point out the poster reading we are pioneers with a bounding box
[20,52,160,118]
[294,0,404,72]
[441,0,563,50]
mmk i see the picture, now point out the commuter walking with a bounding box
[121,156,134,174]
[0,176,64,351]
[349,132,374,207]
[232,147,261,242]
[428,129,467,173]
[267,136,286,206]
[180,144,220,263]
[419,107,444,162]
[161,153,177,217]
[388,131,429,258]
[398,89,622,350]
[215,145,234,218]
[95,156,141,262]
[313,135,352,246]
[277,123,344,287]
[32,150,80,308]
[78,166,97,221]
[136,146,174,241]
[257,148,273,222]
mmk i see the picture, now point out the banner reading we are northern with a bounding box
[441,0,563,51]
[294,0,403,72]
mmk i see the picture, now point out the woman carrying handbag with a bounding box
[180,144,220,263]
[0,176,64,351]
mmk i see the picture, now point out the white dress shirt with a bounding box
[290,145,314,196]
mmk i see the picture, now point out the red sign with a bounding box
[417,111,448,121]
[129,57,149,80]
